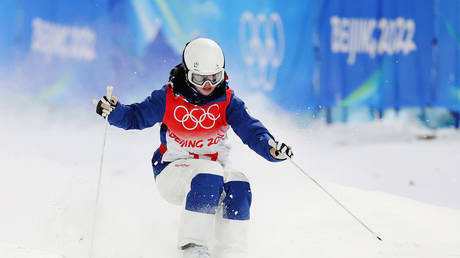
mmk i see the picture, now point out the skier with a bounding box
[95,38,293,258]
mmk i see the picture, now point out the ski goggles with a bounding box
[187,70,224,88]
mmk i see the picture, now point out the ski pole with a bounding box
[269,140,382,241]
[288,158,382,241]
[89,86,114,258]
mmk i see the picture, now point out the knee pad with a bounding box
[222,181,252,220]
[186,173,224,214]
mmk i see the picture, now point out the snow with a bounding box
[0,243,64,258]
[0,95,459,258]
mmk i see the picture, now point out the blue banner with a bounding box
[0,0,315,110]
[435,0,460,111]
[317,0,434,110]
[0,0,459,114]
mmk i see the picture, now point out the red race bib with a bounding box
[163,86,232,139]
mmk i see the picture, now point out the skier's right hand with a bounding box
[95,95,118,118]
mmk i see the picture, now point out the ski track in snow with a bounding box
[0,96,459,258]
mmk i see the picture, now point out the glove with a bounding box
[268,139,293,160]
[95,95,118,118]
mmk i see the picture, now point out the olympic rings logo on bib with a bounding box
[174,104,221,130]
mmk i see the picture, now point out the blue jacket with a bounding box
[108,84,280,177]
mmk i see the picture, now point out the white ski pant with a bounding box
[155,159,250,258]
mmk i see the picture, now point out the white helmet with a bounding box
[183,38,225,88]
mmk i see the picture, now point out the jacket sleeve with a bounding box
[226,92,281,162]
[107,86,167,130]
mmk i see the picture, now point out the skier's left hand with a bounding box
[269,139,293,160]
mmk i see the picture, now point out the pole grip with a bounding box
[106,85,114,99]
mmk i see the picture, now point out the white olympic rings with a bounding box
[239,11,285,91]
[174,104,221,130]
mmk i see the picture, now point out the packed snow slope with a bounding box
[0,94,459,258]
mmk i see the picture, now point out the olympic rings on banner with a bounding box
[239,11,285,91]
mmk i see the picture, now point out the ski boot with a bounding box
[181,243,211,258]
